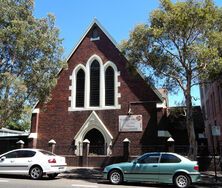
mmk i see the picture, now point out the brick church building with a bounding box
[29,19,166,158]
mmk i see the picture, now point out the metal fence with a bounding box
[53,144,192,156]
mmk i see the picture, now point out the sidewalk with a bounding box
[62,166,222,186]
[198,171,222,186]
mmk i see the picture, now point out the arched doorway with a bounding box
[84,128,105,155]
[74,111,113,156]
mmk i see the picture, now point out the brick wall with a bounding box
[200,80,222,153]
[31,23,162,158]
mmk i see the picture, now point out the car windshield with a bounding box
[131,155,143,162]
[132,153,161,163]
[39,150,55,156]
[132,154,145,162]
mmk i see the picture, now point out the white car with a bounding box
[0,148,67,179]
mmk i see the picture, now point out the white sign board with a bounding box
[212,126,221,136]
[119,115,142,132]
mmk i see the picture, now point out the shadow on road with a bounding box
[61,168,102,183]
[0,174,61,181]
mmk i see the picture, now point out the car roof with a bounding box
[11,148,39,151]
[143,152,184,155]
[0,148,48,155]
[142,152,190,159]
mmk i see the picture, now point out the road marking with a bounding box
[0,180,9,183]
[71,185,98,188]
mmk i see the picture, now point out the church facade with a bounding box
[29,19,164,157]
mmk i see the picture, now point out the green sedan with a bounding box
[103,152,201,188]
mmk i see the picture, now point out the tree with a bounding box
[0,0,64,130]
[121,0,222,159]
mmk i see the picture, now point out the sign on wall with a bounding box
[119,115,142,132]
[211,126,221,136]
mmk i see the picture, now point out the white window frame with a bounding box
[69,64,87,110]
[104,61,120,107]
[68,54,121,111]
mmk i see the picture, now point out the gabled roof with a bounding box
[135,67,163,103]
[66,18,118,62]
[74,111,113,140]
[33,19,163,112]
[65,18,163,103]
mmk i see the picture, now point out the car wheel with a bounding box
[29,166,43,180]
[109,170,123,185]
[173,173,191,188]
[47,173,58,179]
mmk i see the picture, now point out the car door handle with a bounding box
[152,165,158,167]
[28,160,32,162]
[10,160,15,163]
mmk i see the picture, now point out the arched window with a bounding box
[69,56,121,111]
[76,69,85,107]
[105,66,114,106]
[90,60,100,106]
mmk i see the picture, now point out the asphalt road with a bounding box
[0,175,215,188]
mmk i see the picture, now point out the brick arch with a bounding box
[74,111,113,156]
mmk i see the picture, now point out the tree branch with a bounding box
[169,32,189,72]
[160,69,186,92]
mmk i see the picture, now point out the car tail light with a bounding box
[48,158,56,163]
[194,165,199,171]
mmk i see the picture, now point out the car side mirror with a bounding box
[0,156,6,161]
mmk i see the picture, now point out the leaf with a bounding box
[0,0,65,129]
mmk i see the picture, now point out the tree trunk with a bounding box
[185,92,197,160]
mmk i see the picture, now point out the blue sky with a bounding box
[34,0,222,107]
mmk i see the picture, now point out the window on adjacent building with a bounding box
[105,66,114,106]
[90,60,100,106]
[76,69,85,107]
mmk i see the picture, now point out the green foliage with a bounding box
[5,105,32,131]
[0,0,64,129]
[121,0,222,91]
[121,0,222,159]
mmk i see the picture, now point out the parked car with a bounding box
[0,148,67,179]
[103,152,200,188]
